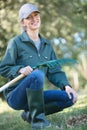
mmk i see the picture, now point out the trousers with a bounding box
[7,69,73,111]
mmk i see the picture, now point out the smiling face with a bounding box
[21,12,41,31]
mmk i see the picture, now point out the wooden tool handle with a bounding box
[0,74,25,92]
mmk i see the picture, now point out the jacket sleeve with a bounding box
[0,38,24,79]
[47,46,70,90]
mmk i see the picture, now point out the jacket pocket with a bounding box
[40,54,51,63]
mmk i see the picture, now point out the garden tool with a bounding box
[0,58,77,92]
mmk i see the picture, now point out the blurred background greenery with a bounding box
[0,0,87,96]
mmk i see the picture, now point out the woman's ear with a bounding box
[20,20,25,27]
[20,20,26,31]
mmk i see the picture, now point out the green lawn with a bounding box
[0,93,87,130]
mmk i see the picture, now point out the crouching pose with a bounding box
[0,3,78,129]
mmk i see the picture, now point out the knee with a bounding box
[29,70,45,89]
[68,93,74,106]
[33,70,45,82]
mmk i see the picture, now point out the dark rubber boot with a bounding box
[45,102,63,115]
[21,101,63,124]
[26,88,51,129]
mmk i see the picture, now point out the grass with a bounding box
[0,93,87,130]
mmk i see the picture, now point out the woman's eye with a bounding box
[26,16,31,19]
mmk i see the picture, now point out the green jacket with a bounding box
[0,31,70,93]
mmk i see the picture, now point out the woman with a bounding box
[0,3,78,129]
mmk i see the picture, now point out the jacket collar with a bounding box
[20,31,49,45]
